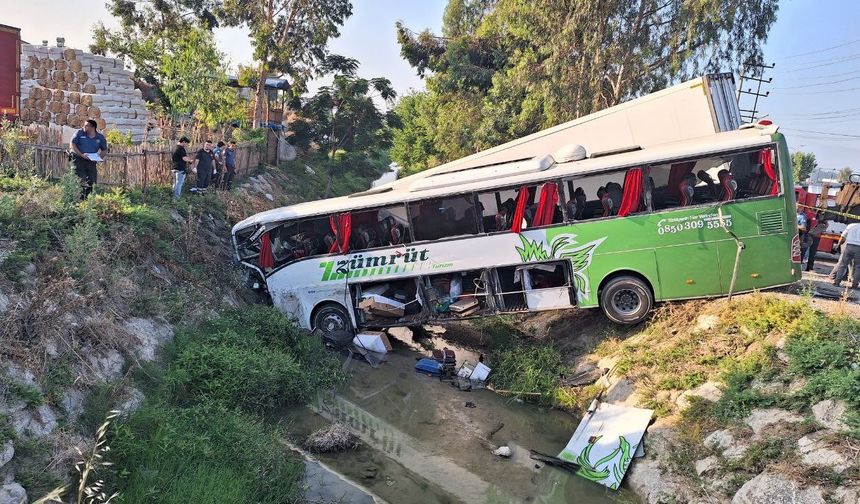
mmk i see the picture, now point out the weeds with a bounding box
[490,343,567,406]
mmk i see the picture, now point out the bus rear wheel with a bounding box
[312,303,353,334]
[600,276,653,325]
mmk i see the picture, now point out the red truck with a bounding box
[795,184,843,254]
[0,24,21,120]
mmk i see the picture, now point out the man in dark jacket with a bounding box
[192,140,216,192]
[69,119,107,199]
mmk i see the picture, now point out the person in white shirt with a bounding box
[830,222,860,288]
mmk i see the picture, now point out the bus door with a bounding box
[351,278,429,328]
[493,261,575,312]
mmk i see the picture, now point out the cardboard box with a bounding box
[450,297,479,313]
[358,297,405,318]
[353,331,393,353]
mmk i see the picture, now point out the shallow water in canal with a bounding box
[282,346,640,504]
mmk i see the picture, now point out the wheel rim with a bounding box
[320,311,346,332]
[612,288,641,316]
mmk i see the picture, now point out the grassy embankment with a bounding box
[479,297,859,450]
[0,153,384,500]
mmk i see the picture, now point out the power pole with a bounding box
[737,63,775,123]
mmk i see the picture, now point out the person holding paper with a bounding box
[69,119,108,199]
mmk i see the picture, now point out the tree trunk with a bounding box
[253,64,267,127]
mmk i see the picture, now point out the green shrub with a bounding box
[104,128,134,147]
[0,175,47,193]
[110,402,304,504]
[164,307,344,413]
[63,211,102,277]
[490,344,565,405]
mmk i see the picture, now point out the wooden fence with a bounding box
[26,141,266,189]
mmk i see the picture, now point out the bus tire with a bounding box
[599,275,653,325]
[312,302,353,334]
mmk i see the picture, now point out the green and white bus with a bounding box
[232,122,801,333]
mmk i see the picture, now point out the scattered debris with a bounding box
[465,401,476,408]
[353,331,393,354]
[529,450,580,473]
[415,358,443,376]
[561,361,605,387]
[493,446,512,458]
[303,424,358,453]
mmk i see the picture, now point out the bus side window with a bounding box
[409,195,479,241]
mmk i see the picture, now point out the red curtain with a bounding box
[328,213,352,254]
[532,182,559,227]
[511,186,529,233]
[618,168,644,217]
[667,162,696,198]
[258,232,274,270]
[760,149,778,195]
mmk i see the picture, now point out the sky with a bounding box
[2,0,859,172]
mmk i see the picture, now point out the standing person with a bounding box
[797,206,811,262]
[212,141,226,190]
[223,140,237,190]
[170,137,195,200]
[830,221,860,289]
[806,212,826,272]
[192,140,216,192]
[69,119,107,199]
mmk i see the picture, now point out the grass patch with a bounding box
[105,307,344,503]
[490,343,567,406]
[110,402,303,504]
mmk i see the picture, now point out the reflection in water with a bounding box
[284,348,638,504]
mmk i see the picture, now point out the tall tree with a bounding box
[837,166,855,183]
[791,151,817,184]
[298,59,396,196]
[221,0,353,125]
[392,0,780,172]
[159,28,244,128]
[91,0,221,108]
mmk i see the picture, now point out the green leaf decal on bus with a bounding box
[575,434,633,489]
[515,235,551,262]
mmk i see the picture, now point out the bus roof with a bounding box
[232,124,779,233]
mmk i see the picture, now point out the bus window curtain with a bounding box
[532,182,559,227]
[667,162,696,199]
[511,186,529,233]
[618,167,644,217]
[258,231,275,270]
[329,213,352,254]
[760,149,778,195]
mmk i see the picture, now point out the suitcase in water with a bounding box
[432,348,456,365]
[415,358,443,376]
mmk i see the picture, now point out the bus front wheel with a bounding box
[600,276,653,325]
[312,303,353,334]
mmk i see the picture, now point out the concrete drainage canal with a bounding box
[281,347,639,504]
